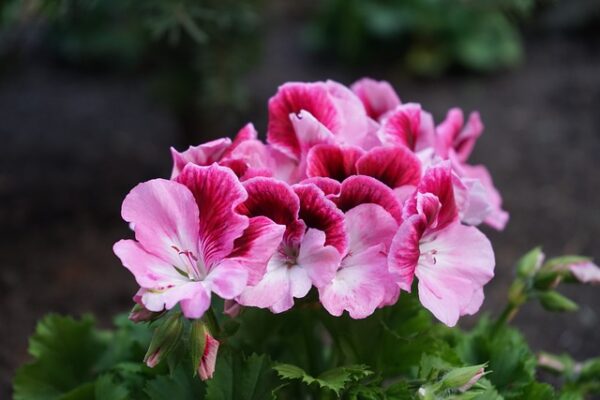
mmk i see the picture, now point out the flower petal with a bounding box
[113,239,186,289]
[238,258,290,310]
[205,259,249,299]
[121,179,200,268]
[170,138,231,178]
[228,216,286,285]
[379,103,434,151]
[267,82,341,160]
[320,245,387,319]
[388,214,425,291]
[176,164,249,269]
[294,184,348,254]
[306,144,364,181]
[355,146,421,189]
[569,261,600,285]
[300,177,341,196]
[297,228,342,288]
[345,203,398,253]
[333,175,403,223]
[350,77,401,120]
[404,163,458,231]
[415,222,495,325]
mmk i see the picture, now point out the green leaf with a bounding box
[273,363,372,396]
[456,317,536,399]
[144,365,205,400]
[13,314,109,400]
[95,374,129,400]
[206,351,275,400]
[520,382,556,400]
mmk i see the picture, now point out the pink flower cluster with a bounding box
[114,78,508,327]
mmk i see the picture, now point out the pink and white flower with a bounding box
[351,77,401,121]
[114,164,284,319]
[237,179,344,313]
[389,164,495,326]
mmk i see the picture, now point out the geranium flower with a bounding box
[267,80,369,161]
[114,164,284,319]
[378,103,436,152]
[319,203,399,319]
[389,164,495,326]
[237,179,344,313]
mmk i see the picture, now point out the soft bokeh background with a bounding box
[1,1,599,397]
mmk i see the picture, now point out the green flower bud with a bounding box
[440,364,486,392]
[538,291,578,312]
[144,312,184,368]
[516,247,544,279]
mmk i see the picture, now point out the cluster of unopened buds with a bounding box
[115,78,508,329]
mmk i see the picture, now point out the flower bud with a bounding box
[190,319,220,380]
[129,303,164,323]
[516,247,544,279]
[538,291,578,312]
[144,312,184,368]
[440,364,486,392]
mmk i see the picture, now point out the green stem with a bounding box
[494,303,519,330]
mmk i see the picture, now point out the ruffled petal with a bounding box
[345,203,398,253]
[320,245,387,319]
[170,138,232,178]
[205,259,249,299]
[176,164,249,269]
[300,177,341,196]
[306,144,364,181]
[297,228,342,288]
[404,162,458,231]
[267,82,341,160]
[350,77,401,120]
[113,240,187,289]
[379,103,434,151]
[333,175,403,223]
[388,214,426,291]
[415,222,495,326]
[355,146,421,189]
[457,163,508,230]
[121,179,200,269]
[294,183,348,254]
[228,216,286,285]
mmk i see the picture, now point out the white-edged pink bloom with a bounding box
[350,77,401,120]
[237,179,345,313]
[113,164,285,319]
[267,81,369,161]
[319,203,399,319]
[389,164,495,326]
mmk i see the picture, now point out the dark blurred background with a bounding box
[1,0,599,397]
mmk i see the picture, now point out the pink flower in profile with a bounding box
[267,80,369,161]
[389,164,495,326]
[113,164,285,319]
[351,78,401,120]
[170,123,272,181]
[319,203,399,319]
[198,332,219,381]
[237,179,344,313]
[436,108,483,163]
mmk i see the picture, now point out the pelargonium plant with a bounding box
[14,79,600,400]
